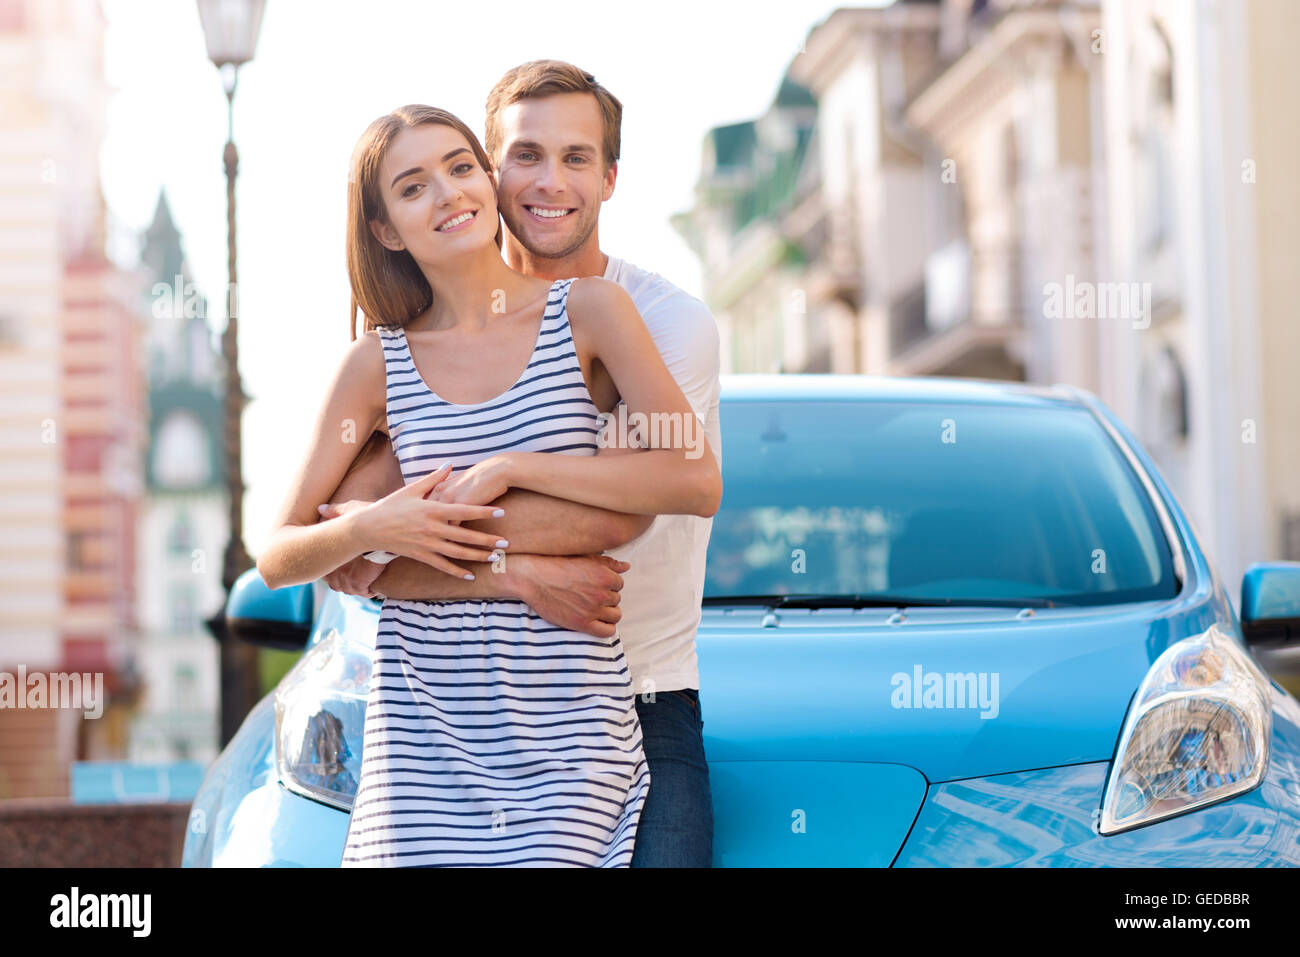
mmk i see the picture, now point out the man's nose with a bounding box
[534,158,564,192]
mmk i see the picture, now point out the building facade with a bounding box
[130,193,224,765]
[0,0,145,797]
[677,0,1298,599]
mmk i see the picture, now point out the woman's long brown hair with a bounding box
[347,105,503,340]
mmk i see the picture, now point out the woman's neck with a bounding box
[411,246,532,332]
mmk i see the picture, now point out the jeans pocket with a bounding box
[671,689,699,716]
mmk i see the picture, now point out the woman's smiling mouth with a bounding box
[435,210,477,232]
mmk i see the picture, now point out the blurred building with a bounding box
[675,2,946,375]
[671,81,820,373]
[0,0,145,797]
[902,0,1102,385]
[130,193,224,764]
[677,0,1300,594]
[1096,0,1300,587]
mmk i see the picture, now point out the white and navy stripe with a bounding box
[340,278,650,867]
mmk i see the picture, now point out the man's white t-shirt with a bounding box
[603,255,721,695]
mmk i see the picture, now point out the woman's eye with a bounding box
[452,162,473,175]
[401,183,422,197]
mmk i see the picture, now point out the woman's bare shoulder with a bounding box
[566,276,638,330]
[328,328,388,434]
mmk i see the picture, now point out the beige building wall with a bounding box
[1245,0,1300,562]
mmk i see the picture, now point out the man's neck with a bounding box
[504,237,609,281]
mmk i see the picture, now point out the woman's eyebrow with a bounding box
[390,149,472,188]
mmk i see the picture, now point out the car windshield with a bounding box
[704,399,1179,607]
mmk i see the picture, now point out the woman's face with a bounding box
[371,123,498,263]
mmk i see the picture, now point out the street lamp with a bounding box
[197,0,265,747]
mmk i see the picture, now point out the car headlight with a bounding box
[1099,622,1272,834]
[273,628,371,811]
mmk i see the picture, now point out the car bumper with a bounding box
[186,685,1300,868]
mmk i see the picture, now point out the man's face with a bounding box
[494,92,616,260]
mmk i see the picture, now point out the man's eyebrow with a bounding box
[508,140,597,155]
[390,148,472,188]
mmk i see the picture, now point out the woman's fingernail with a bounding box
[463,573,475,581]
[439,462,451,470]
[495,539,509,548]
[492,509,505,518]
[317,504,328,513]
[489,550,503,562]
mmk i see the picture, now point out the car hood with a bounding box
[696,601,1193,783]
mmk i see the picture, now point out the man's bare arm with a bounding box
[325,432,651,603]
[332,431,650,554]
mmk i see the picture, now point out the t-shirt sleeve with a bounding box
[637,293,720,427]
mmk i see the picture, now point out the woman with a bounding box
[255,105,721,867]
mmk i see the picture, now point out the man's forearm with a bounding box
[372,555,522,601]
[331,433,649,555]
[459,488,651,555]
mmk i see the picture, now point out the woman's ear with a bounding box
[369,218,404,252]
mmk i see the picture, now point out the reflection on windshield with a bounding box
[705,400,1177,607]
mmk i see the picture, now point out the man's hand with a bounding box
[323,554,386,599]
[508,553,631,639]
[317,499,385,597]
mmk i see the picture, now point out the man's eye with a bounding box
[517,151,536,161]
[567,155,587,164]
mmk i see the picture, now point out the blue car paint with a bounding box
[183,376,1300,867]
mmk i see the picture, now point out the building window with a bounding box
[168,512,196,557]
[66,531,90,571]
[173,663,197,709]
[169,585,198,634]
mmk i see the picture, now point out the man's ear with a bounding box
[369,218,404,252]
[601,160,617,202]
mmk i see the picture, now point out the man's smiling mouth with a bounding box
[525,205,574,220]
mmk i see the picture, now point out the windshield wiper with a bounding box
[702,593,1060,609]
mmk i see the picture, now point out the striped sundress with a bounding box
[340,277,650,867]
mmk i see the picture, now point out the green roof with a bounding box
[709,121,757,169]
[774,77,815,107]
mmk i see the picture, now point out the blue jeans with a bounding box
[630,687,713,867]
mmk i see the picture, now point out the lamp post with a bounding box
[197,0,265,746]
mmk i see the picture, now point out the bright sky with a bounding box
[100,0,868,555]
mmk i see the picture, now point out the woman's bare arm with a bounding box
[327,431,652,556]
[256,333,504,589]
[434,278,721,517]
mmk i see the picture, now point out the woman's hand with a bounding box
[430,454,516,507]
[351,463,509,580]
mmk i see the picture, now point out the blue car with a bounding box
[183,374,1300,867]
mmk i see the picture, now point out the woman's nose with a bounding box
[434,178,464,205]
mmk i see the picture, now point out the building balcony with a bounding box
[888,238,1025,380]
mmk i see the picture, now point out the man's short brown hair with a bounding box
[484,59,622,170]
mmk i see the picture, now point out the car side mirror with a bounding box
[1241,561,1300,647]
[226,567,314,650]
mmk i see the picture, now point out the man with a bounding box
[320,60,721,868]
